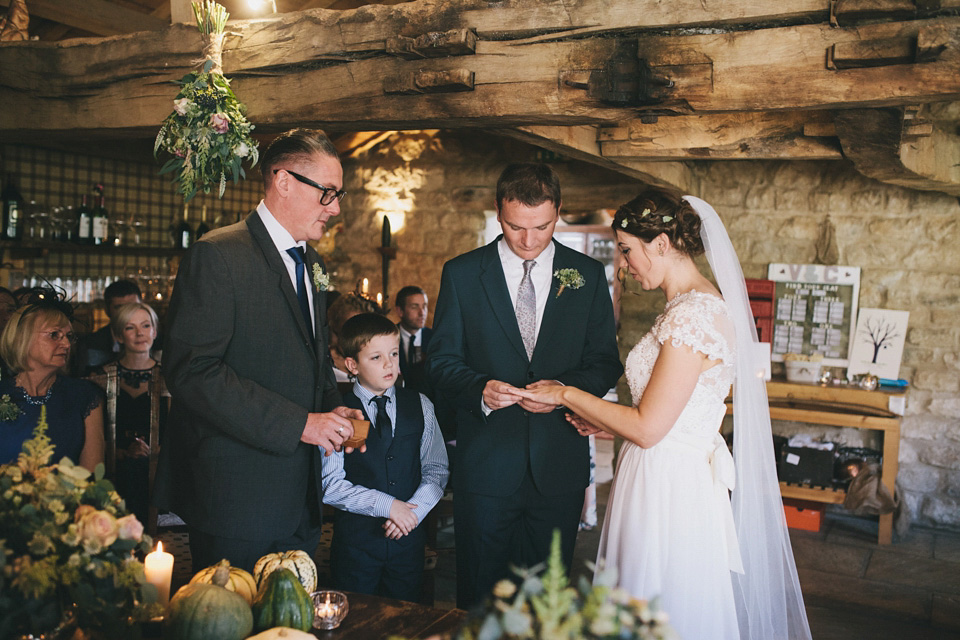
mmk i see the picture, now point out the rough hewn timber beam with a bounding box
[2,12,959,138]
[835,103,960,195]
[599,112,844,160]
[501,125,696,193]
[0,0,167,35]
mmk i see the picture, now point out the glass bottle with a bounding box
[92,193,109,246]
[196,204,211,240]
[174,203,193,250]
[76,194,93,245]
[2,174,24,241]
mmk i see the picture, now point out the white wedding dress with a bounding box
[597,291,743,640]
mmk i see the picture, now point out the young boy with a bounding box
[321,313,449,602]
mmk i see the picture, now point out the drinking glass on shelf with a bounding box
[130,213,147,246]
[110,212,129,247]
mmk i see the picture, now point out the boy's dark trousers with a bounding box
[330,387,426,602]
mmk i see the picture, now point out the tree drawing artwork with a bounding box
[859,316,901,364]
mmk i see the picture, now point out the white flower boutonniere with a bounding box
[312,263,331,291]
[0,394,22,422]
[554,268,585,298]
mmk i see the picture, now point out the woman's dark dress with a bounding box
[0,376,101,465]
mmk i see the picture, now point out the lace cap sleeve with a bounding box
[653,293,735,364]
[80,379,105,419]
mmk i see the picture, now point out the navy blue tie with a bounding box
[371,395,393,447]
[285,246,313,339]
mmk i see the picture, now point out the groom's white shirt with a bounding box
[497,237,555,340]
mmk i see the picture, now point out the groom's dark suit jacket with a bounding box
[155,212,341,541]
[427,237,622,497]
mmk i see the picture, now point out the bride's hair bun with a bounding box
[612,186,705,257]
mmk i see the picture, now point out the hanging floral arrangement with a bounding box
[154,1,259,202]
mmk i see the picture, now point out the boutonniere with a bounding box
[0,394,22,422]
[312,263,331,291]
[554,268,585,298]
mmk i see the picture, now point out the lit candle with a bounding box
[144,540,174,607]
[376,292,382,306]
[362,278,369,295]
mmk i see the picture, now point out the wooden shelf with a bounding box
[727,379,905,544]
[0,241,184,259]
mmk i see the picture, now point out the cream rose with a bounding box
[174,98,191,116]
[209,112,230,133]
[78,510,118,552]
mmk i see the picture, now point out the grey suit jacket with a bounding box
[427,237,622,497]
[155,212,341,541]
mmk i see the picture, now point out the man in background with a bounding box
[395,285,431,395]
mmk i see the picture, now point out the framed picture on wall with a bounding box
[767,263,861,367]
[847,308,910,379]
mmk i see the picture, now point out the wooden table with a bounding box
[312,592,467,639]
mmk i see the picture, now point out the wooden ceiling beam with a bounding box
[599,112,844,160]
[0,0,167,36]
[835,103,960,195]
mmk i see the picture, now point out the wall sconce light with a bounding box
[246,0,277,13]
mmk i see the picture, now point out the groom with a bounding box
[157,129,362,572]
[427,163,622,609]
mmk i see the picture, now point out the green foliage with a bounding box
[154,1,258,203]
[454,530,677,640]
[0,393,23,422]
[0,408,160,637]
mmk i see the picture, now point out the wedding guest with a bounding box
[0,286,18,379]
[517,187,811,640]
[88,301,169,526]
[394,285,431,394]
[75,279,143,376]
[427,162,622,609]
[0,298,104,471]
[157,128,361,573]
[322,313,448,602]
[328,292,380,386]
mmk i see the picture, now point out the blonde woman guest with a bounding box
[0,298,104,471]
[89,302,170,524]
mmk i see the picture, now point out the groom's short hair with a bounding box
[261,128,339,185]
[339,313,399,360]
[496,163,561,211]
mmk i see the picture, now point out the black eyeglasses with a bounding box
[274,169,347,205]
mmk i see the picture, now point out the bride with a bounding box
[517,187,812,640]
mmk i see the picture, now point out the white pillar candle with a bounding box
[144,540,174,607]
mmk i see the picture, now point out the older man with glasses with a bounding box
[157,128,364,573]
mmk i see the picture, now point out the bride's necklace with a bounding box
[15,376,55,406]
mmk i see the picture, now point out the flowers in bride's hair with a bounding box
[620,218,629,228]
[0,394,22,422]
[554,268,585,298]
[313,264,331,291]
[661,215,673,223]
[641,208,651,217]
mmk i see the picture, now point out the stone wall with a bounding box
[329,132,960,531]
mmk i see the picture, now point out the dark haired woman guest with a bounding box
[0,302,104,470]
[518,187,811,640]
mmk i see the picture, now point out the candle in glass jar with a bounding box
[376,292,382,307]
[144,540,174,606]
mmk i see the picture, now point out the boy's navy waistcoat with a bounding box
[339,386,424,546]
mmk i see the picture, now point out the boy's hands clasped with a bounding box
[384,500,419,540]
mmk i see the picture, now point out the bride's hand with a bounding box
[566,412,603,436]
[516,381,566,409]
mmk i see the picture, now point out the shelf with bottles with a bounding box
[0,240,186,259]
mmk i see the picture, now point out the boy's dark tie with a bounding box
[371,395,393,447]
[285,246,313,338]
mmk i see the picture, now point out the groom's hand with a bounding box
[520,379,562,413]
[483,380,523,410]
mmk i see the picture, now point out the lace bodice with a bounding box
[624,291,736,439]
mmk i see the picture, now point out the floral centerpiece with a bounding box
[454,531,677,640]
[154,1,258,202]
[0,409,160,639]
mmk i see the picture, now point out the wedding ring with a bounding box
[337,426,344,435]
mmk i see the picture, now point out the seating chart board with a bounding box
[767,264,861,366]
